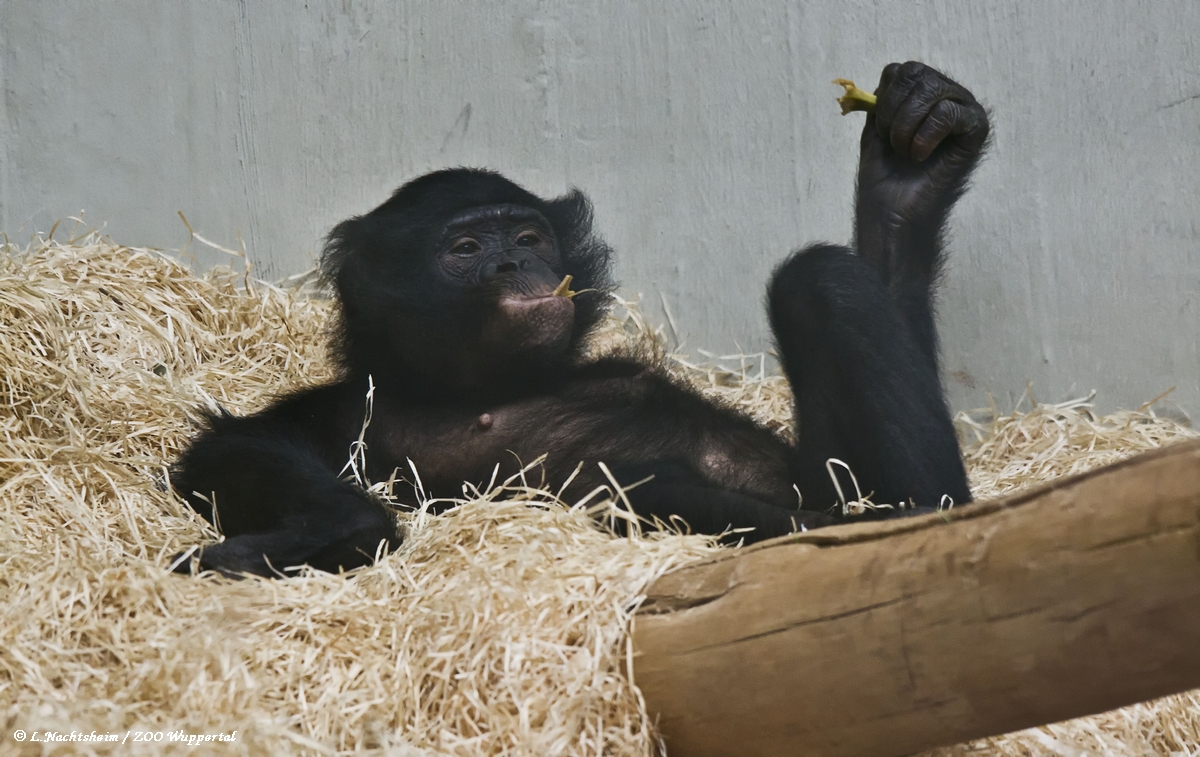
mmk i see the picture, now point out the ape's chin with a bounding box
[490,295,576,356]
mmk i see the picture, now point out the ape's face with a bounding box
[434,204,575,360]
[322,168,614,392]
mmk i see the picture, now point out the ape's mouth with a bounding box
[498,293,576,312]
[497,275,577,306]
[492,292,575,354]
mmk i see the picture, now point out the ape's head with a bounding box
[322,168,614,391]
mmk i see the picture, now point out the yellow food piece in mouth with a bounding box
[552,274,576,298]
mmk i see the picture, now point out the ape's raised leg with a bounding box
[769,62,987,514]
[768,244,971,513]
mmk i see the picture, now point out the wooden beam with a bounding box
[633,440,1200,757]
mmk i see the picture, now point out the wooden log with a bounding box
[632,439,1200,757]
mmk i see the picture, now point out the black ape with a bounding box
[173,62,988,576]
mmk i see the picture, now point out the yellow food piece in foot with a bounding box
[833,78,877,115]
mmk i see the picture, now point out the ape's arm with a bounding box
[612,462,835,544]
[171,386,399,577]
[853,61,989,366]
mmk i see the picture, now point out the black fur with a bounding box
[173,62,988,576]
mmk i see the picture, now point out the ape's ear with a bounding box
[539,188,616,349]
[322,213,394,311]
[543,189,614,291]
[321,215,365,287]
[543,189,595,252]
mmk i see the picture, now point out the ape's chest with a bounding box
[366,380,663,488]
[363,375,791,503]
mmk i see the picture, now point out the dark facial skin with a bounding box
[435,204,577,362]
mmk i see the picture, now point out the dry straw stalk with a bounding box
[1,232,1198,755]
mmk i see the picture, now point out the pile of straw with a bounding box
[1,233,1197,755]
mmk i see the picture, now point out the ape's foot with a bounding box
[171,536,295,578]
[172,522,399,578]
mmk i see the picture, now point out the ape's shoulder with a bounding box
[197,380,365,438]
[569,356,654,382]
[562,356,715,413]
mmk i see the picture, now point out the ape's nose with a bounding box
[481,251,536,281]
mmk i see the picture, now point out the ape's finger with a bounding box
[910,100,960,162]
[874,62,923,143]
[875,62,902,95]
[948,100,989,146]
[858,112,892,178]
[897,69,982,159]
[860,111,879,151]
[886,80,945,159]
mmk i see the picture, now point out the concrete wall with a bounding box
[3,1,1198,417]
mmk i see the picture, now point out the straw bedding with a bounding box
[1,233,1197,756]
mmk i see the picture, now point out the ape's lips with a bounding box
[494,288,575,353]
[498,275,577,312]
[498,292,575,315]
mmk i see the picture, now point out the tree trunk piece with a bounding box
[633,439,1200,757]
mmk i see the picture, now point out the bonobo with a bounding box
[173,62,988,576]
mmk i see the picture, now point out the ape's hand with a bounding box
[857,61,989,226]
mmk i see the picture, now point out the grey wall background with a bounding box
[2,1,1198,417]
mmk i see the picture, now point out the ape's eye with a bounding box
[515,232,541,247]
[450,238,481,255]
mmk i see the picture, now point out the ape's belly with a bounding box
[366,374,795,507]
